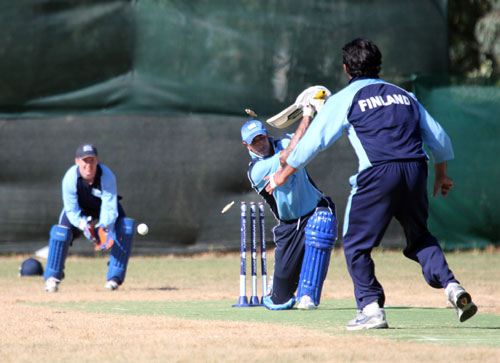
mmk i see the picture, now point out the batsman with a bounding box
[44,143,135,292]
[241,87,337,310]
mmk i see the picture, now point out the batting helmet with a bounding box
[19,258,44,276]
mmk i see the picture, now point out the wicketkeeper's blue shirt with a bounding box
[61,164,119,229]
[247,135,323,221]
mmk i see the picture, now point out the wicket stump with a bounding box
[232,201,267,307]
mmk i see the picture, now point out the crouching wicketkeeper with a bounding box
[44,143,134,293]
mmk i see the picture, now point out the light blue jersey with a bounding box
[61,163,119,229]
[287,78,454,173]
[247,135,323,221]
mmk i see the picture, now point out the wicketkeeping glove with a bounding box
[94,227,116,251]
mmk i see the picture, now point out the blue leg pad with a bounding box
[44,225,72,280]
[297,208,337,306]
[107,218,134,283]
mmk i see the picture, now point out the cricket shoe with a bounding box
[445,282,478,322]
[346,301,388,330]
[45,277,60,293]
[262,295,295,310]
[296,295,316,310]
[104,279,119,291]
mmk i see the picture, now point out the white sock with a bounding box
[444,282,460,296]
[363,301,380,315]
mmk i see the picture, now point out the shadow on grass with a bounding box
[132,286,179,291]
[386,305,447,310]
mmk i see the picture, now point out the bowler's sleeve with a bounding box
[287,93,351,169]
[416,100,454,163]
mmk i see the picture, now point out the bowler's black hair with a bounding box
[342,38,382,78]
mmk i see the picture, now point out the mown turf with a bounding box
[29,298,500,348]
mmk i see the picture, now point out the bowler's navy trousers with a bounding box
[342,160,458,310]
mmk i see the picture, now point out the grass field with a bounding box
[1,248,499,362]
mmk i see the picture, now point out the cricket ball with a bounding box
[137,223,149,236]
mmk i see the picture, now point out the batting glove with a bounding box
[303,104,315,118]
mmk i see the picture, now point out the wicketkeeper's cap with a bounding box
[241,120,267,144]
[19,257,44,276]
[76,143,98,159]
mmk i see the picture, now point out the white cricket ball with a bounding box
[137,223,149,235]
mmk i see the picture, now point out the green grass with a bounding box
[28,298,500,348]
[4,250,500,355]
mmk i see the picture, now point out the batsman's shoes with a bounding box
[445,282,478,322]
[45,277,60,293]
[346,302,388,330]
[263,295,295,310]
[104,279,119,291]
[296,295,316,310]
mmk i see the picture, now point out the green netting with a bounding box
[2,1,471,254]
[0,0,133,111]
[413,75,500,250]
[0,0,448,117]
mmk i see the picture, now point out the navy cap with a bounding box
[76,143,98,159]
[19,258,44,276]
[241,120,267,144]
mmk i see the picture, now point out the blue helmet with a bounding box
[19,258,44,276]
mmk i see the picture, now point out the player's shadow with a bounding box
[386,306,441,310]
[385,306,500,330]
[319,307,356,311]
[133,286,179,291]
[319,305,443,311]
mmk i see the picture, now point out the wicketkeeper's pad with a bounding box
[107,218,135,283]
[266,85,331,129]
[44,224,72,280]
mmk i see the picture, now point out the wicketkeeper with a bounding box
[44,143,134,292]
[241,89,337,310]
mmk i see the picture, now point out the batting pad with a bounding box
[107,218,134,283]
[297,208,337,306]
[44,224,72,280]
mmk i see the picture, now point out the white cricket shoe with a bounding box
[346,301,388,330]
[104,279,119,291]
[445,282,477,322]
[296,295,317,310]
[45,277,60,293]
